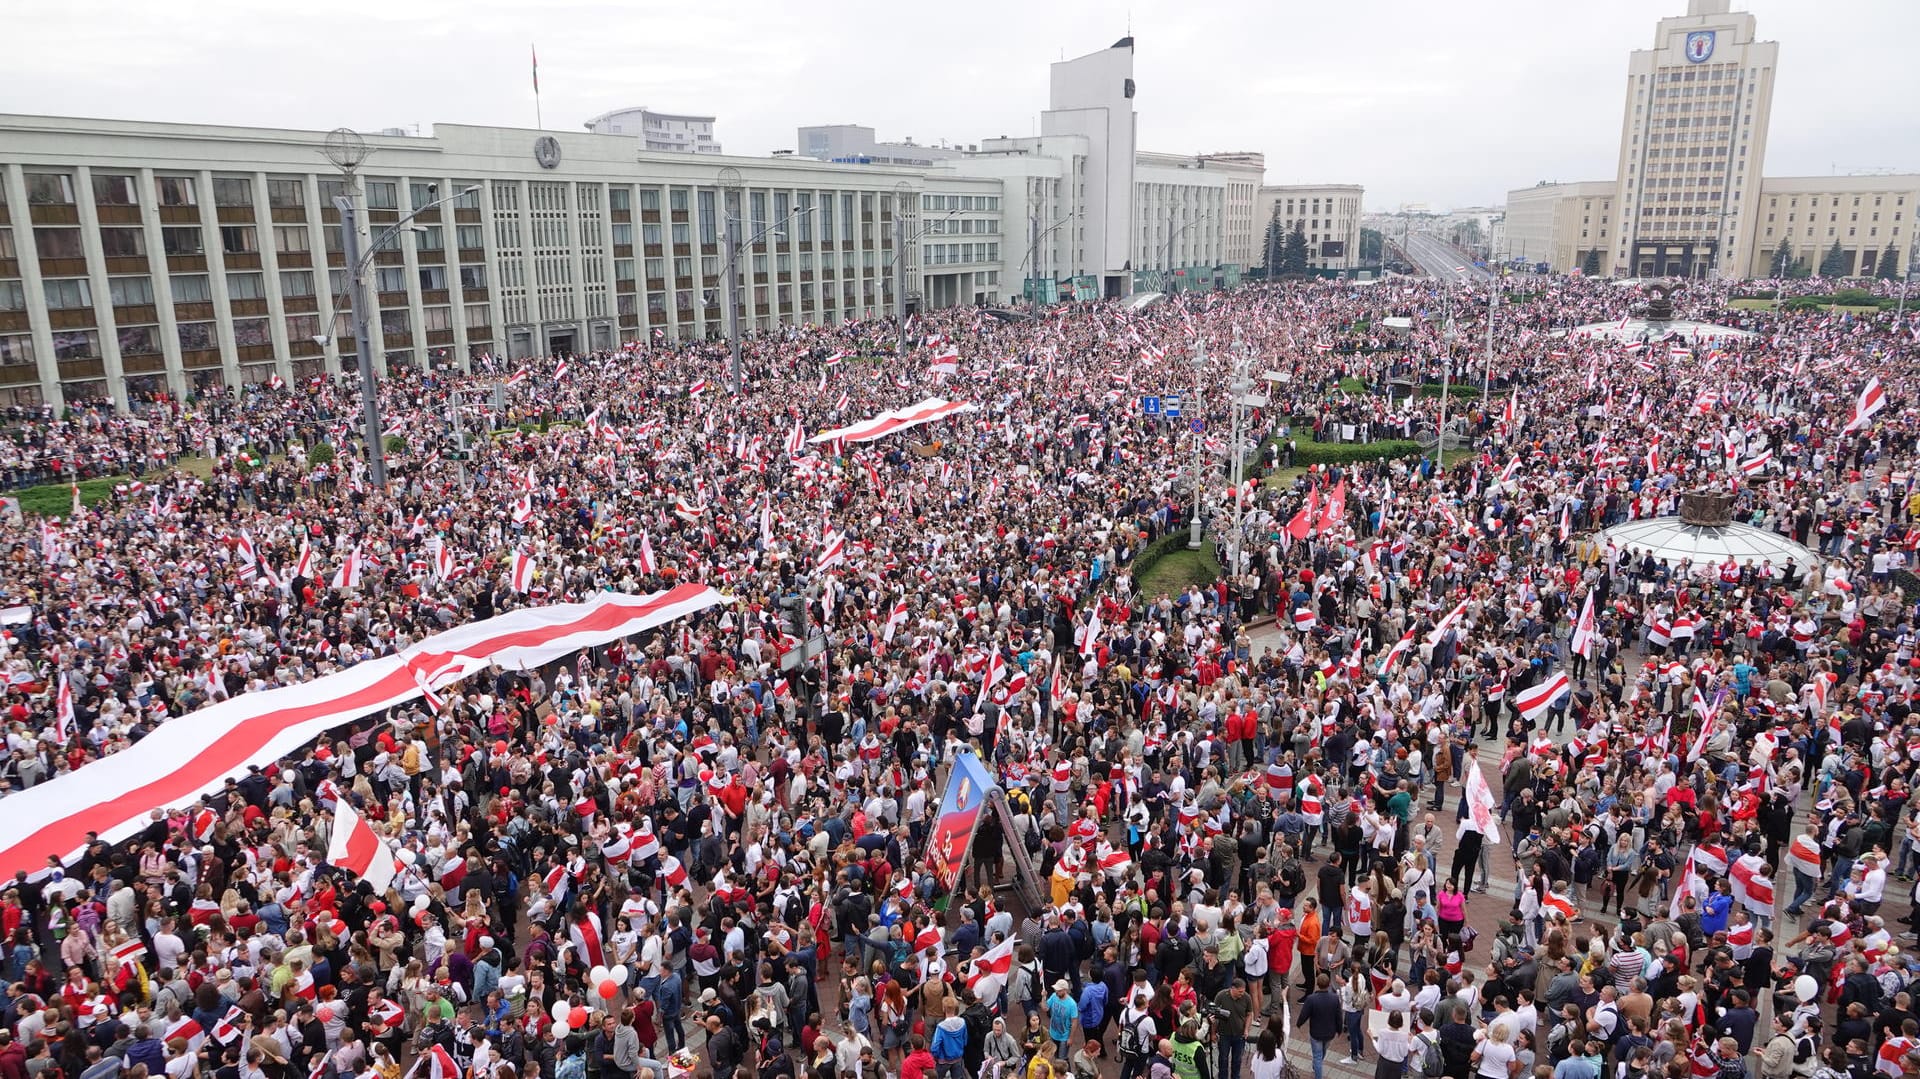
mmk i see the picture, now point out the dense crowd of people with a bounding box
[0,273,1916,1079]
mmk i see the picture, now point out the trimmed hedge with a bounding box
[1294,439,1424,466]
[1417,382,1483,399]
[1131,528,1221,592]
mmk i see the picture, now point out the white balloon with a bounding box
[550,1001,571,1023]
[1793,974,1819,1002]
[589,965,610,985]
[611,966,629,987]
[396,849,418,866]
[550,1018,569,1036]
[412,894,430,911]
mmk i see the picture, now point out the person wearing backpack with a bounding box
[1405,1016,1443,1079]
[1115,994,1158,1079]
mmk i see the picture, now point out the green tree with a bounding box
[1877,242,1902,281]
[1769,238,1794,278]
[1819,240,1852,278]
[1788,257,1812,280]
[1359,227,1384,265]
[1581,249,1602,276]
[1282,221,1311,275]
[1261,211,1286,275]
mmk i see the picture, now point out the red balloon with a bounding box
[569,1006,590,1029]
[597,979,618,1000]
[493,740,508,755]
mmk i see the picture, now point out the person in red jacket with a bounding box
[900,1033,937,1079]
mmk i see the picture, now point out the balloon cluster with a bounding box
[544,965,630,1034]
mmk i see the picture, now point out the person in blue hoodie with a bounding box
[931,999,972,1079]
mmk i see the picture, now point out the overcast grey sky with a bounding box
[5,0,1917,210]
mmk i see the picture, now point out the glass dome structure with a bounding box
[1593,515,1822,580]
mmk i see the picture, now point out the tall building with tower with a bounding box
[1505,0,1919,281]
[1610,0,1776,279]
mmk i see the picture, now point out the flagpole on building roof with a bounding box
[532,44,542,128]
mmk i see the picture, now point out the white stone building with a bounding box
[0,115,1001,408]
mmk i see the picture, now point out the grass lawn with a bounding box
[1136,548,1217,596]
[1337,377,1369,395]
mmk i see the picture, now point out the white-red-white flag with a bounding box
[325,798,399,894]
[1570,591,1597,659]
[510,547,535,593]
[1844,376,1886,433]
[1514,670,1570,721]
[1463,758,1502,842]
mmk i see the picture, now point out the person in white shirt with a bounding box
[1847,854,1888,912]
[151,918,187,974]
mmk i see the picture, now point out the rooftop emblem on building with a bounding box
[1684,30,1715,63]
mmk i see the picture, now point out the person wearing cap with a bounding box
[1045,981,1079,1057]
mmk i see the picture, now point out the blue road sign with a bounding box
[1141,395,1161,415]
[1164,395,1182,418]
[1190,418,1204,433]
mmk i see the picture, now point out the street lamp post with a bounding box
[1482,271,1498,401]
[1225,330,1265,581]
[1187,343,1208,550]
[330,184,479,487]
[1161,210,1216,294]
[1435,289,1459,461]
[883,192,961,356]
[1018,212,1080,309]
[717,168,814,392]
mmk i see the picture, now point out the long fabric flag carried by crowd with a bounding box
[0,584,728,879]
[808,398,977,445]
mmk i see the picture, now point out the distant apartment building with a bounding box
[584,107,721,154]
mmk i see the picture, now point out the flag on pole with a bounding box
[325,798,400,894]
[1570,590,1597,659]
[1463,758,1502,843]
[1844,376,1885,433]
[1514,670,1570,721]
[531,45,539,93]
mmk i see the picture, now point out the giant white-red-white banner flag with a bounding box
[0,585,728,879]
[808,398,977,445]
[1463,758,1502,843]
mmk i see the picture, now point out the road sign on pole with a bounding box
[1141,395,1161,416]
[1190,418,1205,434]
[1164,394,1182,418]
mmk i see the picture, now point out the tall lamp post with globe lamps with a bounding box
[314,128,477,488]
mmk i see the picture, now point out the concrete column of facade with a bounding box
[516,179,535,358]
[70,166,128,410]
[442,176,469,372]
[198,168,244,390]
[599,182,620,348]
[346,176,387,377]
[395,176,427,371]
[300,174,340,377]
[251,172,293,386]
[2,164,67,411]
[477,180,508,365]
[134,168,188,401]
[562,179,587,353]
